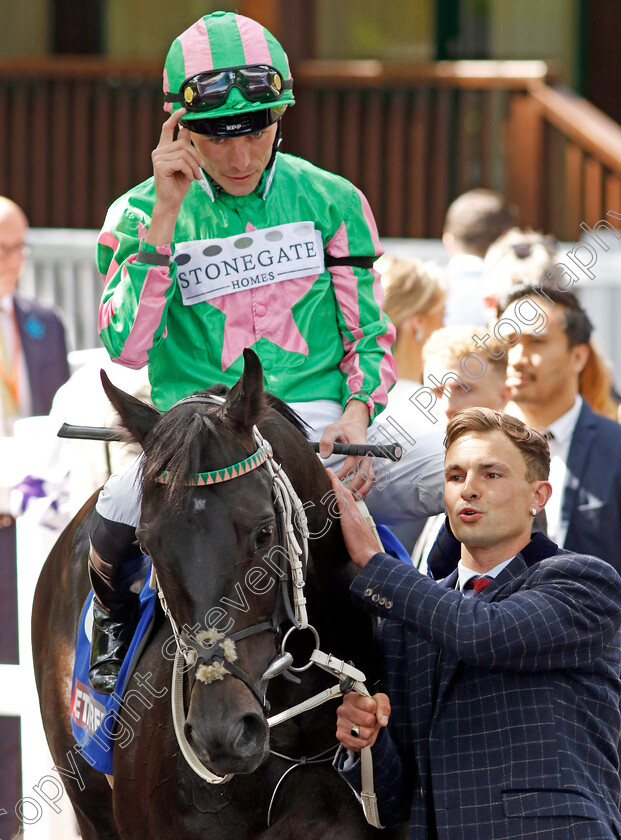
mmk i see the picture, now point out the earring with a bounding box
[415,328,425,341]
[530,508,537,517]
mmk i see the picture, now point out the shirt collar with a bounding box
[195,155,278,204]
[546,395,583,446]
[457,555,515,591]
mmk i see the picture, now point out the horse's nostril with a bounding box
[231,714,265,754]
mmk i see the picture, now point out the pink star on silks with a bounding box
[208,225,317,371]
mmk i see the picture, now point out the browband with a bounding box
[157,444,269,486]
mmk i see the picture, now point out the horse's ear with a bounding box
[100,369,160,445]
[223,348,265,433]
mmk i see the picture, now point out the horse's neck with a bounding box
[269,429,377,668]
[304,532,377,674]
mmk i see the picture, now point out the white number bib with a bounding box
[173,221,325,306]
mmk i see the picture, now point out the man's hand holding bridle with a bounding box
[336,691,391,751]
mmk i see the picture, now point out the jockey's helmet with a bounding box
[163,11,295,137]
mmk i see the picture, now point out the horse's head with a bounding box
[102,349,315,776]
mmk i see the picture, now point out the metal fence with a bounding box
[21,228,621,390]
[21,228,101,354]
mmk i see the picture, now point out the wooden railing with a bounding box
[288,60,556,238]
[506,83,621,236]
[0,58,163,230]
[1,58,620,238]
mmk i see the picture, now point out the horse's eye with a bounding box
[255,523,275,547]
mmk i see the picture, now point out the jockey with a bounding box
[89,10,445,693]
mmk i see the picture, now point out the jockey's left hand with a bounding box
[319,400,374,497]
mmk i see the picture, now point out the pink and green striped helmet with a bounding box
[163,11,294,135]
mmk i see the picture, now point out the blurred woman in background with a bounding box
[381,255,446,390]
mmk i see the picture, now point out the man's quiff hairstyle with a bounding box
[445,407,550,481]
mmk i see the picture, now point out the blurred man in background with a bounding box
[481,227,557,323]
[501,284,621,572]
[442,189,516,326]
[0,195,69,839]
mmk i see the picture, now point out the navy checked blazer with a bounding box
[336,538,621,840]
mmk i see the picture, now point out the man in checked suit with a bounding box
[330,407,621,839]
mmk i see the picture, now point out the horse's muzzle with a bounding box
[184,683,269,776]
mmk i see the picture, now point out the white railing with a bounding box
[18,228,621,387]
[21,229,102,354]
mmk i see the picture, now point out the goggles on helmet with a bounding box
[164,65,293,113]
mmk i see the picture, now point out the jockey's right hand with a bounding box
[336,690,391,752]
[147,109,204,245]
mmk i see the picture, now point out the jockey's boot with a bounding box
[88,543,142,695]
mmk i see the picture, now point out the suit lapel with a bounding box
[441,569,459,590]
[560,402,596,538]
[490,554,528,590]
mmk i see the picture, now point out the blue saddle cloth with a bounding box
[376,524,412,564]
[70,573,156,774]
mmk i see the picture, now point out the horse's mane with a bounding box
[140,385,310,509]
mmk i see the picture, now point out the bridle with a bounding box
[145,395,309,740]
[145,394,382,828]
[149,393,309,687]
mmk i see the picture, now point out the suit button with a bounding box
[363,588,373,597]
[371,594,379,603]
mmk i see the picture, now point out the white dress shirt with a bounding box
[0,294,31,436]
[444,254,487,327]
[457,556,515,593]
[543,395,583,547]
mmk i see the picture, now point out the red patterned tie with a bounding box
[464,576,491,594]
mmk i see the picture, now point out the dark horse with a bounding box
[33,350,406,839]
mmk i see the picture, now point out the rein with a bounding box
[146,394,382,828]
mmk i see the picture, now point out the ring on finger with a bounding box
[350,725,360,738]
